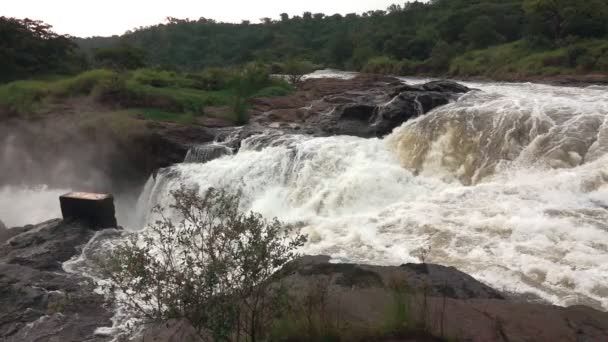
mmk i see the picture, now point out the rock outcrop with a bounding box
[0,219,115,342]
[2,221,608,342]
[249,75,472,138]
[271,255,608,342]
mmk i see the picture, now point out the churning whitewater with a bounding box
[135,80,608,310]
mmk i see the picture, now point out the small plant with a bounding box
[282,60,316,86]
[102,186,307,341]
[381,278,411,336]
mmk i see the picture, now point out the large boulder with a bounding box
[247,76,472,139]
[272,255,608,342]
[370,91,455,136]
[0,219,115,341]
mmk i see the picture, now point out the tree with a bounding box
[280,13,290,22]
[93,45,146,70]
[103,187,306,341]
[462,16,505,49]
[283,59,316,86]
[524,0,608,40]
[0,17,80,82]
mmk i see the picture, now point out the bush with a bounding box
[362,56,419,76]
[102,187,307,340]
[190,68,234,91]
[0,81,49,115]
[281,60,317,86]
[567,46,589,67]
[53,69,117,96]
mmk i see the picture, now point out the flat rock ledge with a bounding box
[0,219,114,342]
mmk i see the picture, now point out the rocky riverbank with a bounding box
[0,74,471,193]
[1,217,607,341]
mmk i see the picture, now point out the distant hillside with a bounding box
[76,0,608,79]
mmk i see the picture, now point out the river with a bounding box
[135,75,608,310]
[2,73,608,310]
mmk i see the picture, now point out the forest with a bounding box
[3,0,608,83]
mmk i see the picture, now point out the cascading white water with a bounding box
[134,80,608,310]
[183,144,233,164]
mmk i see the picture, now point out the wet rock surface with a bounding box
[249,75,472,138]
[0,219,114,342]
[2,222,608,342]
[271,255,608,342]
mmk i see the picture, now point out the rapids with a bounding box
[134,79,608,310]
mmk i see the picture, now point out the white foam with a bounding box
[135,80,608,310]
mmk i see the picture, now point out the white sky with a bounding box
[3,0,406,37]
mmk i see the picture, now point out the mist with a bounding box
[0,118,148,228]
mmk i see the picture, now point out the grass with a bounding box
[0,65,295,123]
[450,39,608,79]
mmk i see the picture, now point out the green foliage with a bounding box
[362,56,420,76]
[102,187,307,340]
[253,84,294,98]
[524,0,608,40]
[93,45,146,70]
[380,283,411,336]
[0,17,84,83]
[82,0,605,76]
[0,64,289,123]
[281,59,318,85]
[0,81,50,116]
[450,39,608,78]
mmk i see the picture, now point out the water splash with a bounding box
[184,144,233,164]
[132,80,608,310]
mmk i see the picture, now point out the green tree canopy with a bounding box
[0,17,81,82]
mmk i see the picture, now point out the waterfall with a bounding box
[132,80,608,310]
[184,144,233,163]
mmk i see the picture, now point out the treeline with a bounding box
[3,0,608,83]
[0,17,85,82]
[76,0,608,76]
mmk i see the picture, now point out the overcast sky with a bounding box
[4,0,407,37]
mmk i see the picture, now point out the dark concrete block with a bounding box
[59,192,117,229]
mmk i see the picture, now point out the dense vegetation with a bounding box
[0,64,293,124]
[0,17,85,83]
[2,0,608,125]
[75,0,608,78]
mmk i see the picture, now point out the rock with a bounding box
[273,256,608,342]
[371,91,454,136]
[60,192,118,229]
[0,219,99,271]
[420,80,472,93]
[248,76,472,139]
[338,103,377,121]
[131,319,208,342]
[0,220,8,244]
[0,219,114,341]
[279,255,502,300]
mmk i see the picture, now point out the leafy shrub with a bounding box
[93,45,146,70]
[189,68,234,91]
[567,46,589,67]
[0,81,49,115]
[102,187,307,340]
[253,85,294,98]
[53,69,117,96]
[362,56,419,76]
[131,68,198,88]
[281,59,317,85]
